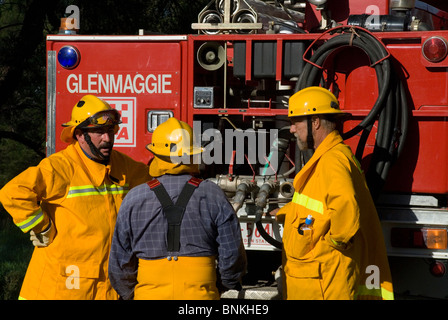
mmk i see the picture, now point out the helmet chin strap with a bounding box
[82,131,110,163]
[306,116,314,151]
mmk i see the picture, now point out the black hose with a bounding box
[294,27,408,201]
[296,30,391,139]
[255,207,282,249]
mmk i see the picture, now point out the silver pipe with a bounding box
[231,10,303,34]
[280,181,295,198]
[199,10,223,34]
[243,0,304,22]
[216,0,240,15]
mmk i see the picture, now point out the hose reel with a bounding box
[295,26,409,201]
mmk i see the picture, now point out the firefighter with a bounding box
[109,117,246,300]
[0,95,151,300]
[276,86,394,300]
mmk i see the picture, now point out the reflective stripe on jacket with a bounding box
[0,142,150,300]
[278,131,393,300]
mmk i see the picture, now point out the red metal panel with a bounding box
[47,29,448,194]
[185,32,448,194]
[305,0,389,30]
[341,31,448,193]
[48,37,184,164]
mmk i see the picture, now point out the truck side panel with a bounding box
[46,36,188,164]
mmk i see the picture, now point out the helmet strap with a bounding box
[306,116,314,150]
[82,131,109,164]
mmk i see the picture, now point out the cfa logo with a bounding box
[64,5,80,30]
[101,97,137,148]
[65,265,80,290]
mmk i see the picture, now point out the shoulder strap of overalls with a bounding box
[147,176,203,252]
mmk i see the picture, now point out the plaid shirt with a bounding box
[109,174,246,299]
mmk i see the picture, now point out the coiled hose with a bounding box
[295,27,409,201]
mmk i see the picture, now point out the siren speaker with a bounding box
[197,42,225,71]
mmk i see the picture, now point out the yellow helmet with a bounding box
[146,117,203,159]
[288,86,347,118]
[61,95,121,143]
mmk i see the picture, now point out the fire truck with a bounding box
[47,0,448,299]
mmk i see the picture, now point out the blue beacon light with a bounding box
[57,46,80,69]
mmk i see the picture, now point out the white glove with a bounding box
[30,220,56,247]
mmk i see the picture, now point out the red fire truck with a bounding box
[46,0,448,299]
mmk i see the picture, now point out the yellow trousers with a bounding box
[135,256,220,300]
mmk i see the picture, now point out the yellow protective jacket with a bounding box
[278,130,393,300]
[0,142,150,300]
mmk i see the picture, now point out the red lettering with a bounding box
[116,127,129,140]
